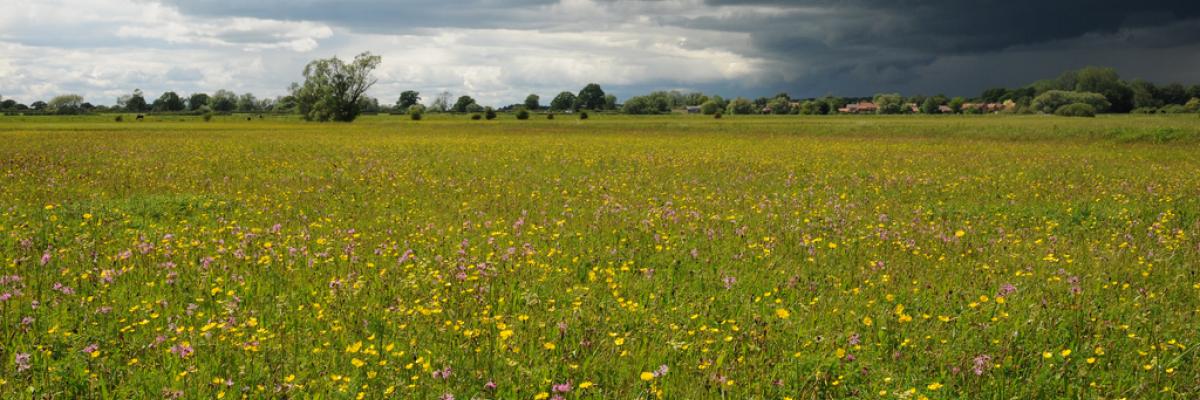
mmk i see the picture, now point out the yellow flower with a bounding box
[499,330,513,340]
[1060,349,1071,357]
[543,342,556,350]
[927,382,943,390]
[534,393,549,400]
[285,374,295,383]
[614,337,625,346]
[995,296,1006,304]
[954,230,965,238]
[898,314,912,323]
[1043,352,1053,359]
[83,213,93,219]
[1086,357,1096,364]
[346,341,362,353]
[640,371,655,381]
[351,358,365,368]
[579,381,594,389]
[862,316,873,326]
[775,308,791,319]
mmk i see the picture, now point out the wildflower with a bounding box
[439,394,454,400]
[484,381,497,390]
[848,333,860,346]
[722,275,736,289]
[553,381,572,393]
[640,371,655,381]
[351,358,365,368]
[1060,349,1072,357]
[973,354,992,376]
[578,381,594,389]
[170,343,194,358]
[775,308,791,319]
[1042,352,1052,359]
[543,342,556,350]
[927,382,943,390]
[534,392,549,400]
[432,366,452,379]
[15,353,31,372]
[654,364,669,378]
[954,230,965,238]
[862,316,873,326]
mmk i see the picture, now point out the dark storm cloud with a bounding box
[698,0,1200,54]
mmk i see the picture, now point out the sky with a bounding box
[2,0,1200,107]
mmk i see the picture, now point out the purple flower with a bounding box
[82,343,99,354]
[483,381,497,390]
[439,394,454,400]
[40,252,51,266]
[848,333,860,346]
[722,275,736,290]
[432,366,452,380]
[15,352,31,372]
[997,283,1017,298]
[654,364,669,378]
[973,354,992,376]
[170,343,194,358]
[553,381,572,393]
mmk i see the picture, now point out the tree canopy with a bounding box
[291,52,382,122]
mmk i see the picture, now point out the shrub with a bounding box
[547,113,554,120]
[202,112,214,122]
[699,100,722,115]
[114,115,124,122]
[713,112,722,119]
[471,114,482,120]
[1158,104,1188,114]
[725,98,755,115]
[1033,90,1110,114]
[1185,98,1200,113]
[410,111,423,121]
[516,109,530,120]
[579,112,588,120]
[484,107,497,120]
[1055,103,1096,117]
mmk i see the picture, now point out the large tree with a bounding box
[120,89,147,112]
[576,83,606,110]
[452,95,477,113]
[1072,66,1133,113]
[153,91,186,112]
[550,91,577,112]
[291,52,383,122]
[524,94,540,110]
[48,94,85,114]
[187,93,210,111]
[430,91,452,112]
[210,90,238,112]
[237,93,259,112]
[397,91,421,111]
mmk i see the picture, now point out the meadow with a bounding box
[1,113,1199,399]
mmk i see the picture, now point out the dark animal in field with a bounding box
[246,117,252,121]
[135,114,144,121]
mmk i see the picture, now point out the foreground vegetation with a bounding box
[1,114,1199,398]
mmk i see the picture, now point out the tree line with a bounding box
[5,57,1199,120]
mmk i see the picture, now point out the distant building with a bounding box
[938,105,954,113]
[838,101,878,114]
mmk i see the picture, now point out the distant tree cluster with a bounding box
[7,61,1200,121]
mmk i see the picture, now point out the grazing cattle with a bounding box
[135,114,144,121]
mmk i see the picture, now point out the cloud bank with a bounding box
[2,0,1199,106]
